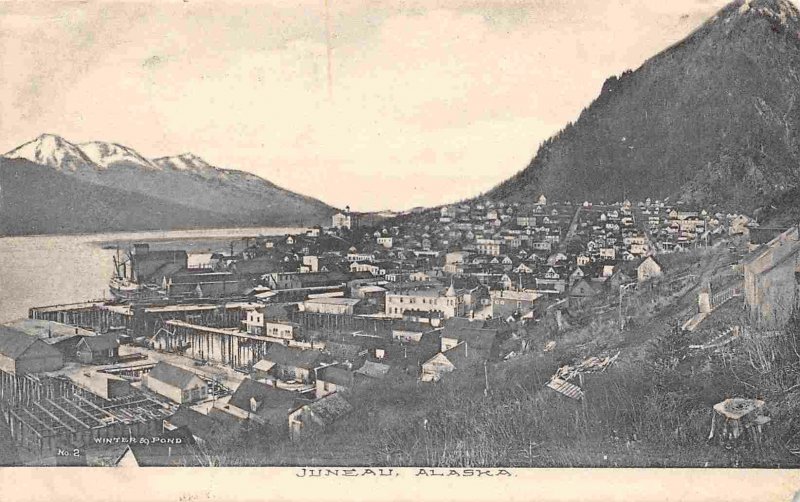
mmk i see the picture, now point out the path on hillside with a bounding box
[632,205,658,253]
[559,206,583,252]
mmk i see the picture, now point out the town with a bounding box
[0,194,796,467]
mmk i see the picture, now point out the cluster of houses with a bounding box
[6,193,791,466]
[638,199,724,252]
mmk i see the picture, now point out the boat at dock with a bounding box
[109,244,171,301]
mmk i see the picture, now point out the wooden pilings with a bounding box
[29,304,132,334]
[292,311,391,337]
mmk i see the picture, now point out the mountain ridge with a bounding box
[0,134,336,236]
[489,0,800,215]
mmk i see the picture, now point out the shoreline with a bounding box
[0,226,309,244]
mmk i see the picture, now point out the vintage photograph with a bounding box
[1,0,800,472]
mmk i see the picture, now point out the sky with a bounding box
[0,0,744,211]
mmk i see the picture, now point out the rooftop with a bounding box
[148,361,203,390]
[0,326,42,359]
[302,392,352,426]
[228,378,303,417]
[6,319,95,339]
[304,297,361,306]
[263,343,324,369]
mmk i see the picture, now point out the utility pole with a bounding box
[483,360,489,397]
[619,282,636,330]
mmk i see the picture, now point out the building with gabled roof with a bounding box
[420,340,488,383]
[0,326,64,375]
[143,361,207,404]
[262,343,324,383]
[568,279,602,309]
[608,268,635,290]
[76,334,120,365]
[226,378,308,429]
[289,392,352,440]
[439,317,500,357]
[637,256,663,283]
[315,365,355,398]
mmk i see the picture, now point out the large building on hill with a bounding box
[743,224,800,327]
[331,206,356,230]
[385,284,464,319]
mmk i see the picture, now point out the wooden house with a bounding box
[76,334,120,365]
[420,340,488,383]
[251,359,277,381]
[226,378,307,430]
[608,268,635,290]
[143,362,208,404]
[637,256,663,283]
[261,343,323,383]
[0,326,64,375]
[289,392,352,440]
[569,267,587,286]
[315,365,355,398]
[568,279,601,309]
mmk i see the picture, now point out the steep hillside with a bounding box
[1,135,336,235]
[491,0,800,213]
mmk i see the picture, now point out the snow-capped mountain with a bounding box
[4,134,97,171]
[153,153,217,174]
[79,141,159,170]
[0,133,336,236]
[3,134,219,174]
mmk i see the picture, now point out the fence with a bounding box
[711,285,742,310]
